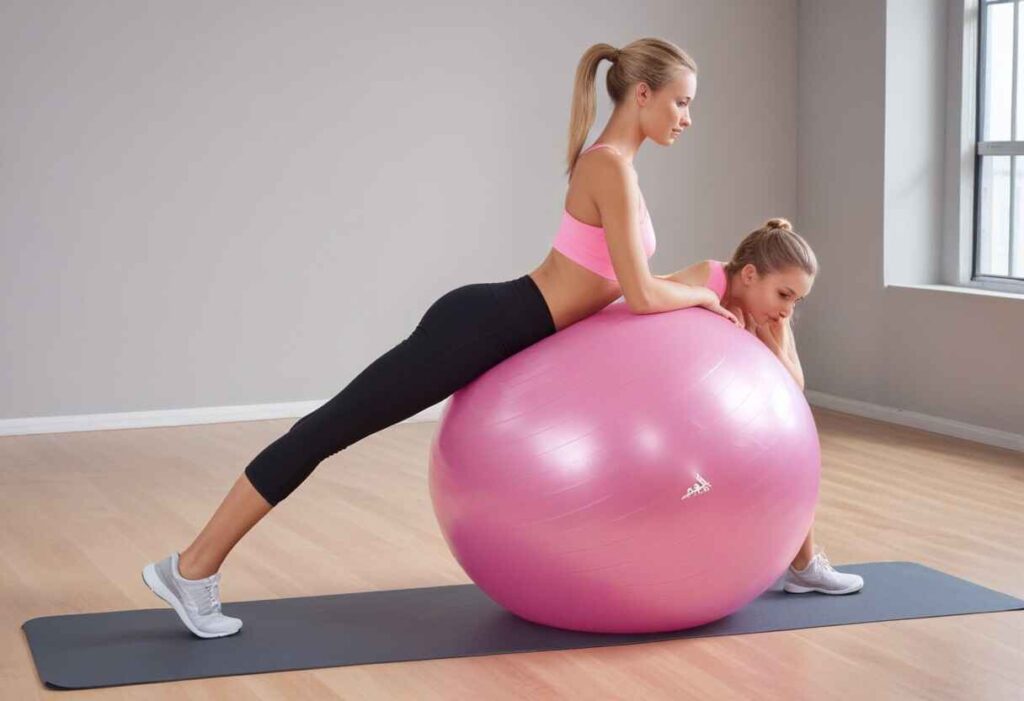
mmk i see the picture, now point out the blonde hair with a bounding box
[565,38,697,177]
[723,218,819,280]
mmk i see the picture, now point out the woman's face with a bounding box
[740,265,814,326]
[641,68,697,145]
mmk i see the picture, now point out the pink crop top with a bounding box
[552,143,657,281]
[706,259,728,300]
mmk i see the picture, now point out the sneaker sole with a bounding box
[783,581,863,595]
[141,563,240,639]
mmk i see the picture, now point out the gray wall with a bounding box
[1,0,796,421]
[798,0,1023,439]
[3,0,1020,447]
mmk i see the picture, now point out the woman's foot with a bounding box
[141,552,243,638]
[783,549,864,595]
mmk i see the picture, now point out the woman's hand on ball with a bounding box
[726,304,755,334]
[726,306,786,358]
[699,291,741,327]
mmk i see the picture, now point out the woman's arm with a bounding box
[724,300,806,390]
[779,345,805,391]
[776,319,804,391]
[751,316,805,391]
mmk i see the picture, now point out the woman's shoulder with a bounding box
[688,260,730,290]
[573,144,635,179]
[566,147,637,217]
[663,260,715,288]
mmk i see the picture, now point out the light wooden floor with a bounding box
[2,407,1022,700]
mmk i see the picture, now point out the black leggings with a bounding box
[244,274,557,506]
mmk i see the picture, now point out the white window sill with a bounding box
[885,283,1024,301]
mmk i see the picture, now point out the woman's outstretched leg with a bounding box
[177,472,272,579]
[171,324,465,579]
[169,327,470,582]
[144,275,557,636]
[143,326,478,638]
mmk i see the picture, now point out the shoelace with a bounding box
[814,550,835,573]
[184,573,223,615]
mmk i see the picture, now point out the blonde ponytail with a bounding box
[565,38,697,178]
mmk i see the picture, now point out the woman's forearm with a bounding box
[638,278,712,314]
[778,353,805,391]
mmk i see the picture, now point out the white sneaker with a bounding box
[142,552,243,638]
[783,549,864,595]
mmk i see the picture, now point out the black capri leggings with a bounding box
[244,274,557,506]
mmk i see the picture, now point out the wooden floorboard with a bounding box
[2,407,1022,699]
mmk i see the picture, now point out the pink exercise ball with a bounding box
[428,301,820,634]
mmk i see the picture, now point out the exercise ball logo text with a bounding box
[680,473,711,501]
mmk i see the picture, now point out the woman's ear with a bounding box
[739,263,757,286]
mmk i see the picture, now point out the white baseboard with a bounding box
[2,392,1020,454]
[0,399,448,437]
[805,390,1023,453]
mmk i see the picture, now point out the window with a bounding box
[975,0,1024,285]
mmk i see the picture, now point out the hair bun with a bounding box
[764,217,792,231]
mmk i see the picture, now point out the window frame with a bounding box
[957,0,1024,294]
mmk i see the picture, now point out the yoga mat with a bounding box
[22,561,1024,690]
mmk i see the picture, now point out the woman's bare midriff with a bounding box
[527,249,624,333]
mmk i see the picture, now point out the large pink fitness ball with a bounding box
[428,302,820,634]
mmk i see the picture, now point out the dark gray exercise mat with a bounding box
[23,561,1024,690]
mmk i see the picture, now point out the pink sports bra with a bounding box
[706,259,728,300]
[552,143,657,281]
